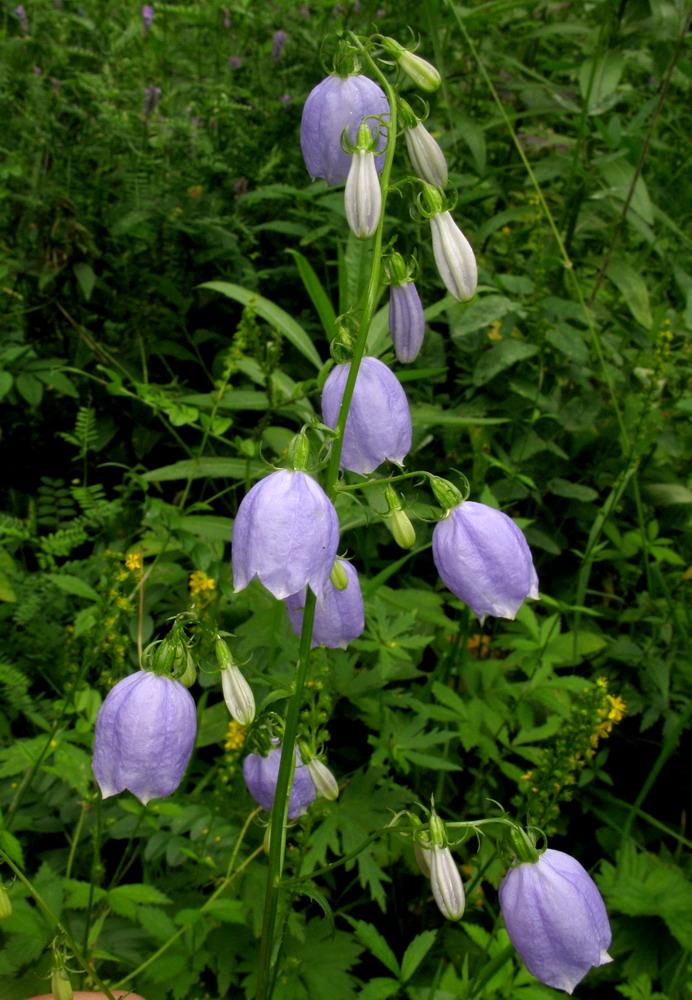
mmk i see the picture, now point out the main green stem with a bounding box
[254,37,399,1000]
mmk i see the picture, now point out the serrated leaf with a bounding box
[345,918,400,976]
[358,978,401,1000]
[473,340,538,386]
[606,258,653,329]
[400,929,437,982]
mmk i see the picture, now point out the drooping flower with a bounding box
[306,757,339,800]
[217,637,255,726]
[301,74,388,186]
[92,671,197,805]
[429,845,465,920]
[432,499,538,623]
[228,56,243,69]
[232,469,339,600]
[321,356,412,475]
[404,122,448,188]
[15,5,29,33]
[243,743,316,819]
[499,849,613,994]
[389,280,425,362]
[344,122,382,239]
[141,4,154,30]
[419,184,477,302]
[285,557,364,648]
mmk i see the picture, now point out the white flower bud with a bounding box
[221,665,255,726]
[405,122,448,188]
[345,149,382,239]
[307,758,340,800]
[429,845,465,921]
[429,210,477,302]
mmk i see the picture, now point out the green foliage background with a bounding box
[0,0,690,998]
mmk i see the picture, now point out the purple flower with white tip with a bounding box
[285,558,364,648]
[345,145,381,239]
[232,469,339,600]
[243,743,316,819]
[301,74,388,186]
[389,281,425,362]
[92,671,197,805]
[432,501,538,623]
[499,849,613,994]
[429,210,477,302]
[405,122,448,188]
[322,356,412,475]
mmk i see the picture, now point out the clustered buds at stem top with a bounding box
[232,469,339,600]
[322,356,412,474]
[381,37,441,92]
[420,184,477,302]
[92,670,197,805]
[243,742,316,820]
[300,73,389,186]
[386,251,425,363]
[432,499,539,623]
[499,849,613,994]
[400,99,448,188]
[285,557,365,649]
[345,121,382,239]
[216,636,255,726]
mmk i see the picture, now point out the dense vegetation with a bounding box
[0,1,690,999]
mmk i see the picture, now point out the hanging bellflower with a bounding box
[92,671,197,805]
[400,99,448,188]
[301,73,388,186]
[419,184,477,302]
[322,356,412,475]
[243,742,316,820]
[344,121,382,239]
[285,557,364,648]
[499,848,613,994]
[430,479,538,623]
[386,251,425,363]
[232,469,339,600]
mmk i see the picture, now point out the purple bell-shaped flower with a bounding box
[322,356,412,475]
[285,557,364,648]
[389,281,425,363]
[232,469,339,600]
[92,671,197,805]
[432,500,539,623]
[499,849,613,994]
[243,742,316,820]
[301,74,388,186]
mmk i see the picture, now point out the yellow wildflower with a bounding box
[189,570,216,596]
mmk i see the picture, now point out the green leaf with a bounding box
[204,898,245,923]
[200,281,322,369]
[178,515,234,542]
[543,631,608,666]
[73,262,97,301]
[0,571,16,602]
[473,340,538,386]
[643,483,692,505]
[358,978,401,1000]
[400,930,437,982]
[0,829,24,867]
[141,457,265,482]
[344,918,401,976]
[287,249,337,341]
[15,373,43,407]
[579,52,625,113]
[49,573,99,601]
[108,883,172,919]
[549,478,599,502]
[606,258,653,329]
[0,371,13,400]
[596,157,654,226]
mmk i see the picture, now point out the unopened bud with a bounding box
[387,508,416,549]
[414,838,432,876]
[221,665,255,726]
[330,558,350,591]
[307,758,339,800]
[51,968,73,1000]
[178,649,197,688]
[0,886,11,920]
[382,38,441,92]
[429,845,465,921]
[429,476,464,512]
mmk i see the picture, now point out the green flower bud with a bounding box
[51,968,73,1000]
[382,38,441,92]
[0,886,11,920]
[429,476,464,512]
[330,558,350,591]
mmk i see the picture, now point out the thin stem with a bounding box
[0,848,116,999]
[65,801,88,881]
